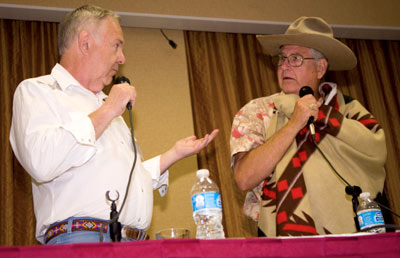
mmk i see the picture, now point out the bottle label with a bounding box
[191,192,222,212]
[357,208,385,230]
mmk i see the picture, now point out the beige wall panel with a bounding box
[116,27,197,239]
[1,0,400,27]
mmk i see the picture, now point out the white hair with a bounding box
[58,5,120,56]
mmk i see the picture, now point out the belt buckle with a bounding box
[122,226,148,240]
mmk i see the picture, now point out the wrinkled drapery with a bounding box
[0,19,59,246]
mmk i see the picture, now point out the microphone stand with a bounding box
[345,185,362,232]
[107,190,122,242]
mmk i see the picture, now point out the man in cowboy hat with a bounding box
[230,16,386,237]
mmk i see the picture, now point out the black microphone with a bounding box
[160,29,177,49]
[114,76,132,110]
[299,86,315,137]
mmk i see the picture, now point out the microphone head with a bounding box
[169,40,177,49]
[345,185,362,196]
[114,76,130,85]
[345,186,353,195]
[299,86,314,97]
[113,76,132,110]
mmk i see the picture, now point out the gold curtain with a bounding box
[0,19,59,246]
[184,32,280,237]
[184,31,400,237]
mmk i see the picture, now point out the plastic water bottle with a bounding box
[357,192,386,233]
[190,169,225,239]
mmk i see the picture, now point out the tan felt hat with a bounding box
[256,16,357,71]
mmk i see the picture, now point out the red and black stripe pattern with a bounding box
[260,83,381,236]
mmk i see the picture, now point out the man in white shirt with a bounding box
[9,5,218,244]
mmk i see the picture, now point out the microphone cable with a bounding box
[310,134,351,187]
[160,29,177,49]
[299,85,400,230]
[100,77,138,242]
[111,106,137,223]
[310,130,400,230]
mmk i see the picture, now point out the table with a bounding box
[1,232,399,257]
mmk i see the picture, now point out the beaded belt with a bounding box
[45,218,148,243]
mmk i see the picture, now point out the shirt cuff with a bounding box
[143,155,169,197]
[61,113,96,146]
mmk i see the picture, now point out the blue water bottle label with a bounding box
[357,209,385,230]
[191,192,222,212]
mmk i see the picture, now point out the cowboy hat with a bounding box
[256,16,357,71]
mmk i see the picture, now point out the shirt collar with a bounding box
[50,63,107,99]
[51,63,83,91]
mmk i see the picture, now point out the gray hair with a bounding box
[309,48,327,64]
[310,48,328,79]
[58,5,120,56]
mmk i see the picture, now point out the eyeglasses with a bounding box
[272,54,315,67]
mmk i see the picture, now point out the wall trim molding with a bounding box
[1,3,400,40]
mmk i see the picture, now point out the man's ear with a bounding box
[317,58,328,79]
[78,30,90,55]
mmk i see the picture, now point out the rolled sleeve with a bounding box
[143,155,169,196]
[61,113,96,146]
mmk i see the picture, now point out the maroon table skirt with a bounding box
[1,232,399,257]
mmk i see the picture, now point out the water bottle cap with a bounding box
[196,169,209,178]
[360,192,370,198]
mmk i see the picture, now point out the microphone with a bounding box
[299,86,316,137]
[160,29,177,49]
[114,76,132,110]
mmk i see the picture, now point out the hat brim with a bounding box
[256,34,357,71]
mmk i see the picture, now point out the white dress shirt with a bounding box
[9,64,168,243]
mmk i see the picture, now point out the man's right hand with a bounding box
[89,82,136,139]
[104,82,136,117]
[290,94,322,131]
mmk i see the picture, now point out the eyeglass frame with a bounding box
[272,54,316,67]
